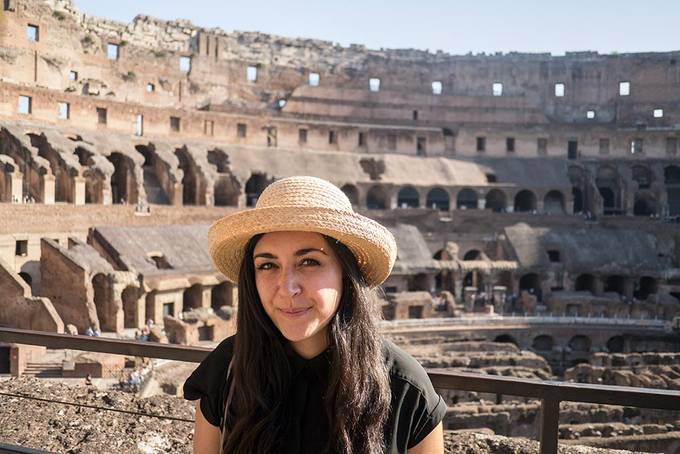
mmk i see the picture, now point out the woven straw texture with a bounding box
[208,176,397,287]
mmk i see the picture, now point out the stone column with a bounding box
[73,176,86,205]
[41,174,55,204]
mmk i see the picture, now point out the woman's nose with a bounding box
[280,268,302,296]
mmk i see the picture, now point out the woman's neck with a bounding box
[290,330,329,359]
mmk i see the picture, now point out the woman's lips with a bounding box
[278,307,312,318]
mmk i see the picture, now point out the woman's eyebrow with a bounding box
[294,247,328,257]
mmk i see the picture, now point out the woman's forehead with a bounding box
[253,231,328,253]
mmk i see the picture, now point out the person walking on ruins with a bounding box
[184,176,445,453]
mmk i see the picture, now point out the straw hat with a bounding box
[208,176,397,287]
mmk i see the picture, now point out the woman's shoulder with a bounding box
[183,335,235,400]
[382,338,432,391]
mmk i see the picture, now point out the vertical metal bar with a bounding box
[539,398,560,454]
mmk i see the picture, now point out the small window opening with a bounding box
[547,250,560,262]
[309,72,320,86]
[97,107,107,125]
[486,173,497,183]
[554,83,565,97]
[586,110,596,119]
[107,43,119,61]
[266,127,277,147]
[179,56,191,73]
[416,137,426,156]
[15,240,28,256]
[204,120,214,136]
[18,95,31,115]
[567,140,578,160]
[247,65,258,82]
[134,114,144,137]
[476,136,486,152]
[170,116,180,132]
[146,83,155,93]
[412,110,418,120]
[298,128,308,145]
[369,78,381,92]
[630,138,643,154]
[277,99,287,108]
[506,137,515,152]
[148,253,172,270]
[26,24,39,42]
[358,132,366,147]
[237,123,247,138]
[432,81,442,95]
[68,70,78,81]
[599,138,610,155]
[58,102,70,120]
[653,108,664,118]
[492,82,503,96]
[162,303,174,317]
[328,130,338,145]
[619,81,630,96]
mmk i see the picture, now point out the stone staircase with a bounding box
[143,167,170,205]
[22,362,62,378]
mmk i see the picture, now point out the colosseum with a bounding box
[0,0,679,452]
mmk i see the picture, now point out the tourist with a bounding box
[185,176,445,453]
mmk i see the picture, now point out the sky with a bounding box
[75,0,680,56]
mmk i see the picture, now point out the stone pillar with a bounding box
[102,185,112,205]
[11,171,22,203]
[477,196,486,210]
[42,174,55,204]
[172,182,183,206]
[623,278,635,299]
[201,287,212,309]
[73,176,86,205]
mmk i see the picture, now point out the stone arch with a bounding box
[397,186,419,208]
[568,335,592,352]
[543,190,565,214]
[136,144,171,205]
[92,273,110,331]
[211,281,235,310]
[494,334,518,346]
[631,165,652,189]
[519,273,540,294]
[183,284,203,312]
[175,148,206,206]
[485,189,507,212]
[596,165,622,215]
[207,149,230,173]
[366,185,388,209]
[245,173,269,207]
[456,188,478,210]
[108,152,138,204]
[0,163,11,203]
[634,276,658,300]
[341,184,359,206]
[532,334,554,351]
[29,133,74,203]
[606,335,624,353]
[122,286,139,329]
[426,187,449,211]
[633,192,658,216]
[214,177,240,207]
[604,275,625,295]
[664,165,680,215]
[514,190,536,212]
[575,274,596,293]
[463,249,482,261]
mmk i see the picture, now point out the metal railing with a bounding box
[1,327,679,454]
[379,314,669,330]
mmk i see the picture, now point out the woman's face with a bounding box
[253,231,343,359]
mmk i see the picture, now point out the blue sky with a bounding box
[76,0,679,55]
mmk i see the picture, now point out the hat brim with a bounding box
[208,206,396,287]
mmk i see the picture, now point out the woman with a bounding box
[184,176,446,453]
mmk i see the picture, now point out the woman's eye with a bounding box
[256,262,275,270]
[301,258,320,267]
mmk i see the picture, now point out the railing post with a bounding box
[539,397,560,454]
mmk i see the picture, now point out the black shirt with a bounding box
[183,336,447,453]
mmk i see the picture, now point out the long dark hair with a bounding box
[221,233,391,453]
